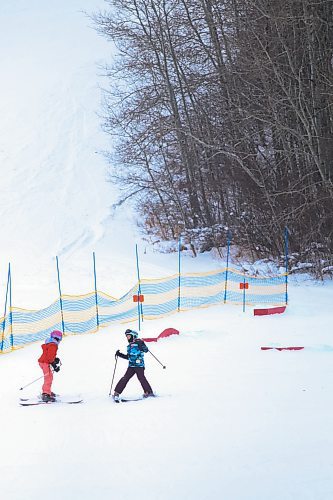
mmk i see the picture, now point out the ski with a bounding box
[20,399,83,406]
[20,395,83,406]
[112,395,157,403]
[113,397,144,403]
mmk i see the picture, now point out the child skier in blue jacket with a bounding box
[113,329,154,400]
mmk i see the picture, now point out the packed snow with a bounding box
[0,2,332,500]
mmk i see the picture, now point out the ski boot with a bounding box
[112,392,120,402]
[143,392,155,398]
[41,393,56,402]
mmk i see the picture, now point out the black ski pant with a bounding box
[114,367,153,394]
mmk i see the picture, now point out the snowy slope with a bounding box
[0,0,156,304]
[1,282,333,500]
[0,0,113,303]
[0,0,219,309]
[0,2,333,500]
[0,1,110,251]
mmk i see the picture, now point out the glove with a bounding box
[115,350,128,360]
[51,358,61,372]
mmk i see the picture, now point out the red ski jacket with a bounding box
[38,342,58,364]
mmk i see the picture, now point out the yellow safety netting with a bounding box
[0,268,286,353]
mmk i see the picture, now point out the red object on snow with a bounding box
[254,306,286,316]
[159,328,179,339]
[261,346,304,351]
[239,282,249,290]
[142,328,180,343]
[133,295,144,303]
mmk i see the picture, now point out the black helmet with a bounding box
[125,329,138,340]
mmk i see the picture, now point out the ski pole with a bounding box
[148,349,166,369]
[108,354,118,396]
[19,366,57,391]
[19,374,45,391]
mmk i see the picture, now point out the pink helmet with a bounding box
[50,330,63,341]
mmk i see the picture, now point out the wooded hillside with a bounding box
[94,0,333,274]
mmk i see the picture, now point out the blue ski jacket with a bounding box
[117,339,148,368]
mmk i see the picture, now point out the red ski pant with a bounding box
[39,362,53,394]
[114,367,153,394]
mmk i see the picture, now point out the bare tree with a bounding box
[93,0,333,274]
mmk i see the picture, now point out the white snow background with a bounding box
[0,2,332,499]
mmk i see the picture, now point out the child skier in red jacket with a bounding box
[38,330,63,401]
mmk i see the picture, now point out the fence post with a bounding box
[56,256,65,334]
[178,237,181,312]
[224,230,231,303]
[135,244,143,331]
[9,263,14,350]
[1,264,11,353]
[242,276,246,313]
[93,252,100,330]
[284,227,289,305]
